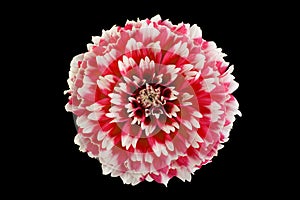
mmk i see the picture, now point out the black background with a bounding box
[11,0,293,198]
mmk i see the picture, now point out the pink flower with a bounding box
[65,15,241,186]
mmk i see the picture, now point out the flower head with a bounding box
[65,15,241,186]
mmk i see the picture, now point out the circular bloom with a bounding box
[65,15,241,186]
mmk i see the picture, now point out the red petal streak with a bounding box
[124,24,133,30]
[98,116,115,131]
[201,41,209,49]
[131,99,139,108]
[136,138,150,153]
[147,136,155,148]
[224,119,231,127]
[95,87,108,102]
[161,51,181,66]
[167,168,177,178]
[146,19,151,24]
[216,61,228,75]
[134,108,144,119]
[187,147,201,160]
[176,156,189,166]
[163,102,176,115]
[102,59,121,78]
[198,120,209,138]
[162,88,171,99]
[96,97,111,106]
[108,124,121,137]
[153,130,166,144]
[194,37,202,45]
[150,173,162,183]
[144,117,151,125]
[173,24,187,34]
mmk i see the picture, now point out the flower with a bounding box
[65,14,241,186]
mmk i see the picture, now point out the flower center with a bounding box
[136,84,165,108]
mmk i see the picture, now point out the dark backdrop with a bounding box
[14,0,290,198]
